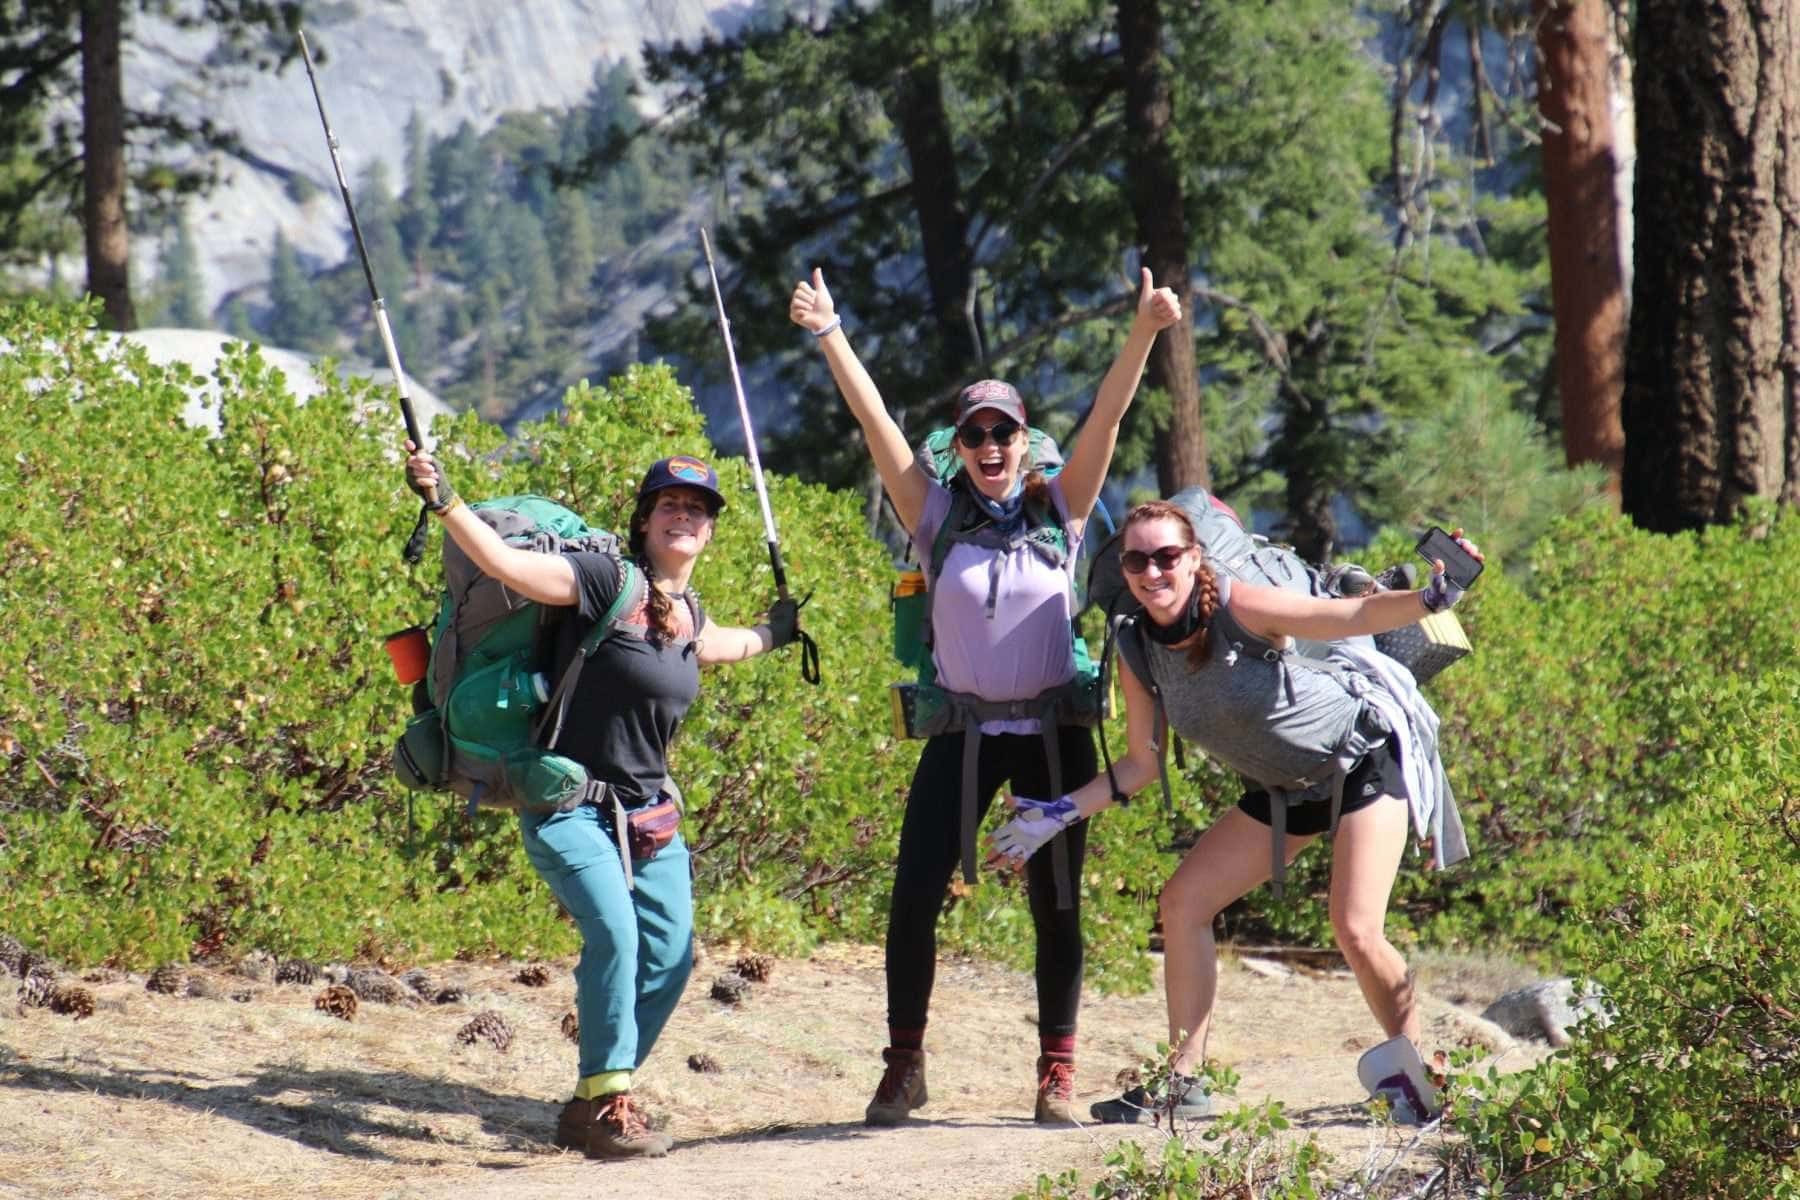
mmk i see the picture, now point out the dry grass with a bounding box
[0,942,1547,1200]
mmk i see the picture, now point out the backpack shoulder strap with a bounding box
[536,556,645,750]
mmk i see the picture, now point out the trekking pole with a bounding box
[298,29,433,563]
[699,227,821,684]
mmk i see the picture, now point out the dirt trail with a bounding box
[0,943,1541,1200]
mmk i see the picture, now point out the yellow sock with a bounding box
[574,1070,631,1100]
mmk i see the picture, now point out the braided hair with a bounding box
[627,493,711,645]
[1122,500,1221,667]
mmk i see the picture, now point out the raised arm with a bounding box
[790,268,930,533]
[1227,532,1483,644]
[1055,268,1183,522]
[405,444,577,605]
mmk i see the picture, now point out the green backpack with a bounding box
[393,495,686,816]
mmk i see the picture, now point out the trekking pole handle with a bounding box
[699,227,783,592]
[297,29,426,458]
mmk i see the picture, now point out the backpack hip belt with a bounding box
[925,680,1091,913]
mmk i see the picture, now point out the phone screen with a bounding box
[1416,526,1484,590]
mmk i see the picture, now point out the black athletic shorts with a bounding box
[1237,737,1404,837]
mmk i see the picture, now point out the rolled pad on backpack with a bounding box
[1355,1034,1441,1125]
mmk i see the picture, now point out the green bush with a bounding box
[0,299,1165,983]
[1448,669,1800,1198]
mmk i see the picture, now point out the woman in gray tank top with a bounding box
[989,501,1479,1125]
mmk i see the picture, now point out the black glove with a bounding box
[766,597,802,648]
[406,455,458,513]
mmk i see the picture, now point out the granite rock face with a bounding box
[123,1,742,311]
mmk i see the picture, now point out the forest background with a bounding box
[2,1,1797,1195]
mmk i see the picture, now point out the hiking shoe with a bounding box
[1371,1083,1439,1127]
[1089,1073,1210,1124]
[1034,1054,1076,1124]
[864,1047,928,1126]
[555,1092,672,1159]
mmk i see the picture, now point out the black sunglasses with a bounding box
[956,420,1022,449]
[1120,545,1191,575]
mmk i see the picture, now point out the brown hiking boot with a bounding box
[1034,1054,1077,1123]
[863,1047,928,1126]
[554,1092,672,1159]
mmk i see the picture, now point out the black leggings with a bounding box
[885,725,1096,1038]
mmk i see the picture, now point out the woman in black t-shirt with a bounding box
[406,447,799,1161]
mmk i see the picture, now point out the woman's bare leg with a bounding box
[1162,807,1313,1074]
[1327,796,1418,1044]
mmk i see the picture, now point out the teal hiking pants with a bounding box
[519,804,694,1078]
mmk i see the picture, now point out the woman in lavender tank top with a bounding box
[789,266,1182,1125]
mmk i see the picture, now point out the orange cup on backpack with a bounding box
[384,626,430,686]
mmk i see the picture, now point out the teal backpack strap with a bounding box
[535,558,646,751]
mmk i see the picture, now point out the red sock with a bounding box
[1039,1033,1076,1061]
[889,1025,925,1053]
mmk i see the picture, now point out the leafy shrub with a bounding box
[0,299,1159,983]
[1448,669,1800,1198]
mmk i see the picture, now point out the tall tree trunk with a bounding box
[81,0,135,331]
[1622,0,1800,530]
[886,0,978,380]
[1272,317,1338,562]
[1118,0,1207,495]
[1535,0,1626,494]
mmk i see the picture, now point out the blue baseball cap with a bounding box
[637,455,726,512]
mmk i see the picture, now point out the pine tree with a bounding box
[156,208,205,328]
[547,189,597,305]
[265,230,332,351]
[399,110,438,285]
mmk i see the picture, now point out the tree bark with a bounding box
[1535,0,1626,494]
[1622,0,1799,530]
[885,0,979,379]
[81,0,135,331]
[1118,0,1207,495]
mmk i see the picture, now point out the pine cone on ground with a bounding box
[48,983,96,1019]
[17,950,56,980]
[274,958,318,986]
[560,1009,579,1043]
[687,1053,722,1074]
[348,968,406,1005]
[514,963,552,988]
[433,986,466,1005]
[18,965,55,1008]
[456,1010,513,1053]
[145,964,185,995]
[710,973,751,1005]
[314,984,358,1021]
[732,953,773,984]
[0,933,24,976]
[185,974,228,1000]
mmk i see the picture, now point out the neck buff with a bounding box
[969,476,1027,536]
[1142,582,1208,645]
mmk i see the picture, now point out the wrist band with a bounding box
[812,315,842,339]
[431,496,464,518]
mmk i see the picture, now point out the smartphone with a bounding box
[1416,526,1484,590]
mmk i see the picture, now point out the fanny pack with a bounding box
[602,788,683,891]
